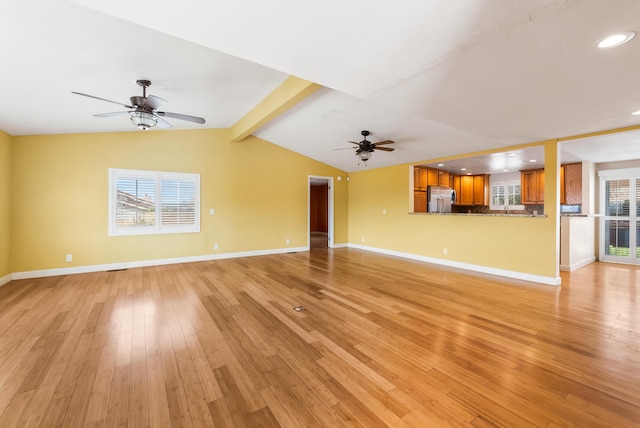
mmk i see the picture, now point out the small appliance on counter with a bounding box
[427,186,454,213]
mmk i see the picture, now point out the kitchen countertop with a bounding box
[410,212,547,218]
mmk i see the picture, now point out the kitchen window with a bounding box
[490,181,523,210]
[109,168,200,236]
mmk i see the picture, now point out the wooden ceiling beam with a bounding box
[229,76,321,142]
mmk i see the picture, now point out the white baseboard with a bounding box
[10,246,309,280]
[0,274,12,287]
[5,243,562,286]
[348,243,561,286]
[560,256,596,272]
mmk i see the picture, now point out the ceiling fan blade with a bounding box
[333,147,357,151]
[373,140,395,146]
[374,146,395,152]
[347,141,360,145]
[141,95,167,111]
[94,111,131,118]
[156,116,173,129]
[72,92,133,109]
[156,111,206,124]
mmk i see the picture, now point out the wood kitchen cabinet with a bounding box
[459,176,474,205]
[451,174,489,206]
[413,166,427,212]
[414,190,426,212]
[414,166,427,190]
[473,174,489,205]
[427,168,439,186]
[563,163,582,204]
[560,165,565,204]
[438,171,450,187]
[521,169,544,204]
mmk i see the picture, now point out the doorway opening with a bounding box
[308,176,334,250]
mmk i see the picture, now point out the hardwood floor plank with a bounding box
[61,371,97,428]
[104,364,130,428]
[84,342,118,425]
[207,397,237,428]
[0,390,34,428]
[127,346,149,427]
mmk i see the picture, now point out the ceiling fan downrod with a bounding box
[136,79,151,98]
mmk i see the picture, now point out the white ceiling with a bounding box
[2,0,640,172]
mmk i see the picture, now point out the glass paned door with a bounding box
[599,176,638,264]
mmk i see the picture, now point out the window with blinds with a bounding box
[603,179,630,257]
[109,169,200,236]
[490,181,522,210]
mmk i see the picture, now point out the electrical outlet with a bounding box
[361,237,365,243]
[286,238,291,245]
[214,243,219,251]
[65,254,72,262]
[382,208,387,214]
[443,248,448,255]
[210,208,215,215]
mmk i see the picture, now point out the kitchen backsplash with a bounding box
[452,204,544,215]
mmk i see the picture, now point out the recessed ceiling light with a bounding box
[460,168,467,171]
[529,159,537,163]
[466,173,473,176]
[437,163,444,167]
[503,169,509,172]
[632,110,640,116]
[596,32,635,49]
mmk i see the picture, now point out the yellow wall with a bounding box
[10,129,347,272]
[0,130,10,278]
[348,140,560,280]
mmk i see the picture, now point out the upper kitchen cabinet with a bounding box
[521,169,544,204]
[562,163,582,205]
[414,166,427,190]
[459,175,474,205]
[413,166,427,213]
[438,171,450,187]
[452,174,488,206]
[473,175,490,206]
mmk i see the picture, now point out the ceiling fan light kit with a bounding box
[358,150,372,162]
[72,79,206,130]
[130,111,157,130]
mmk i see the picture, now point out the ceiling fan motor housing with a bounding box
[130,96,146,109]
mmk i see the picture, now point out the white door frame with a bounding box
[308,176,334,248]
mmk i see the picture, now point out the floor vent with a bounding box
[293,306,306,312]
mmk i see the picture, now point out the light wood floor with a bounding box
[1,246,639,427]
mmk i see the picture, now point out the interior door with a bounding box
[599,173,639,264]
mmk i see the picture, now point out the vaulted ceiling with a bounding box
[2,0,640,172]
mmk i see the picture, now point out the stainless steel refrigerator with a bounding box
[427,186,454,213]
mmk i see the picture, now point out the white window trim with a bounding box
[490,180,524,211]
[108,168,201,236]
